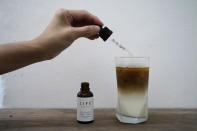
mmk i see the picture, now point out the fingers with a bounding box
[66,10,103,27]
[54,9,103,40]
[88,34,99,40]
[72,25,100,39]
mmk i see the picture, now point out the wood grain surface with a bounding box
[0,109,196,131]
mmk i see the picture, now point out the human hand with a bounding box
[34,9,103,60]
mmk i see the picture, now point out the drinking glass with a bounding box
[115,57,149,124]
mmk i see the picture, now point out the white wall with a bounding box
[0,0,197,108]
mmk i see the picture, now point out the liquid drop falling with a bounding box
[111,38,133,56]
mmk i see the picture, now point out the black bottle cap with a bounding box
[81,82,89,91]
[99,26,113,41]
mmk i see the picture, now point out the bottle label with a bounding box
[77,97,94,121]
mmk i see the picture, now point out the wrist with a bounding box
[28,38,49,62]
[31,36,59,61]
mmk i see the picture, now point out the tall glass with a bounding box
[115,57,149,124]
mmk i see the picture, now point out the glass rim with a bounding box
[115,56,150,67]
[115,56,150,59]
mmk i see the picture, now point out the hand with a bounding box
[35,9,103,60]
[0,9,103,74]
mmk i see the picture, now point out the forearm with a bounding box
[0,39,46,74]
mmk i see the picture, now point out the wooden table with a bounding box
[0,109,196,131]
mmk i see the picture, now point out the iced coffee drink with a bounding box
[115,57,149,124]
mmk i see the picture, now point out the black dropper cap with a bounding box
[81,82,90,91]
[99,26,113,41]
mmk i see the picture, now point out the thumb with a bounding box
[73,25,100,39]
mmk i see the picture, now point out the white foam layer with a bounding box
[115,57,149,68]
[117,90,148,117]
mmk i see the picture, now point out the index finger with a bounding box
[67,10,104,27]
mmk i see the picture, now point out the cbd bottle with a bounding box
[77,82,94,124]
